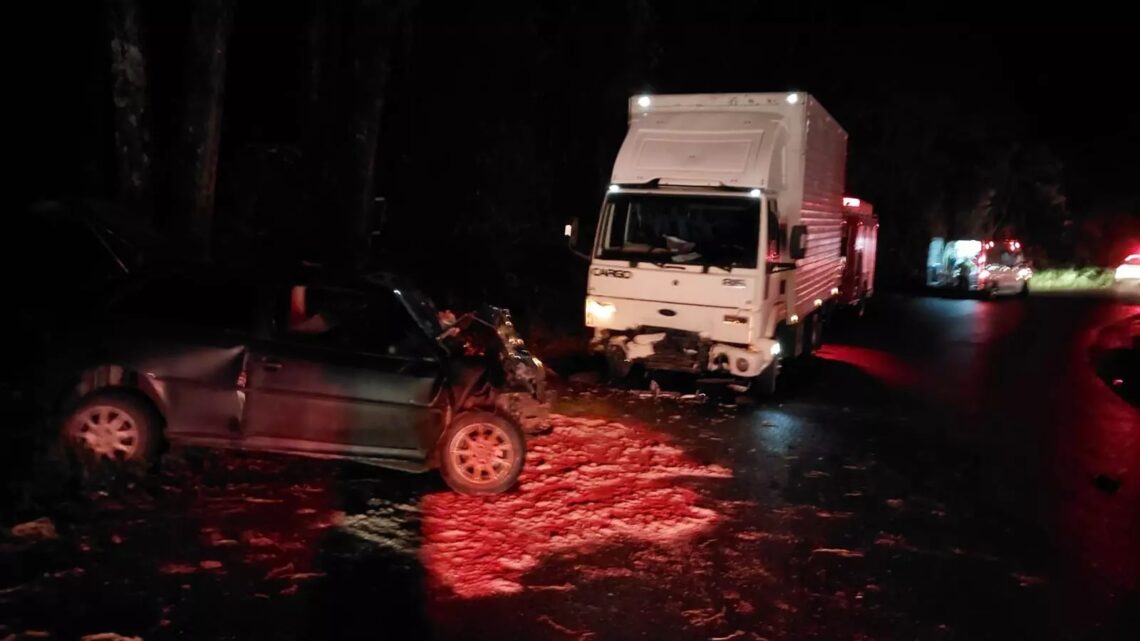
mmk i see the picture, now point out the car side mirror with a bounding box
[789,224,808,260]
[565,217,590,261]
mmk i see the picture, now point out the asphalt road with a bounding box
[2,292,1138,641]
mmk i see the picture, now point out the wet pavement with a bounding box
[2,293,1139,640]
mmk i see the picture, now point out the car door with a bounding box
[105,274,259,439]
[241,284,444,460]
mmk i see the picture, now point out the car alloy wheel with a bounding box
[448,421,515,486]
[71,404,141,461]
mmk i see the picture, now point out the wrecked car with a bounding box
[51,268,550,495]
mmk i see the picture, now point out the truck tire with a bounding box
[808,313,824,353]
[605,343,633,382]
[439,411,525,495]
[752,361,779,398]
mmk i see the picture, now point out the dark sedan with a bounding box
[52,269,549,495]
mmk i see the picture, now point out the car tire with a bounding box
[60,389,160,480]
[439,411,526,495]
[1019,282,1029,298]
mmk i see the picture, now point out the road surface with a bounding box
[2,293,1138,640]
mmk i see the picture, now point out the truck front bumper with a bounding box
[594,329,777,379]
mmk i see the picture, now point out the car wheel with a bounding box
[440,411,525,495]
[1019,282,1029,297]
[61,390,159,479]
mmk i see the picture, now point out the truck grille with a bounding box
[641,328,707,373]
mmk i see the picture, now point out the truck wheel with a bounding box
[605,344,633,382]
[60,389,160,480]
[751,361,779,398]
[440,411,525,495]
[810,314,825,351]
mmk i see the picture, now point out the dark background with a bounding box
[12,1,1140,316]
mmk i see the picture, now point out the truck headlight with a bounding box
[585,298,616,325]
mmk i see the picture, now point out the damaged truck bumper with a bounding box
[593,328,778,379]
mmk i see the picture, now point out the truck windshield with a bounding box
[596,193,760,268]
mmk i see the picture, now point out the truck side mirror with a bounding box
[564,217,590,261]
[789,224,808,260]
[564,217,580,246]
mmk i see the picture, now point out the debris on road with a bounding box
[1012,572,1046,587]
[810,548,865,558]
[9,518,58,541]
[680,606,726,627]
[536,614,593,639]
[529,583,576,592]
[265,562,295,580]
[158,563,198,575]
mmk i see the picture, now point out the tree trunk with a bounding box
[330,0,396,268]
[172,0,233,262]
[296,0,339,257]
[106,0,153,217]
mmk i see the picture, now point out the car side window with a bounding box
[277,285,431,358]
[111,276,259,333]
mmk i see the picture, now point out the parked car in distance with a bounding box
[53,268,550,495]
[1115,254,1140,286]
[927,238,1031,298]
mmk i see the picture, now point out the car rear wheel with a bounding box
[440,411,525,495]
[61,390,159,479]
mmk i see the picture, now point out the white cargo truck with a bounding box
[570,92,848,393]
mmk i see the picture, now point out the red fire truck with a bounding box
[838,196,878,313]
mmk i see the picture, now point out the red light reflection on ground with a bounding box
[419,415,731,598]
[816,344,918,389]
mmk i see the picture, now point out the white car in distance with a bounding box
[1115,254,1140,286]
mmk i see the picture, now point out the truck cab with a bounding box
[580,92,850,392]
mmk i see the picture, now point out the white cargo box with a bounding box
[612,93,847,317]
